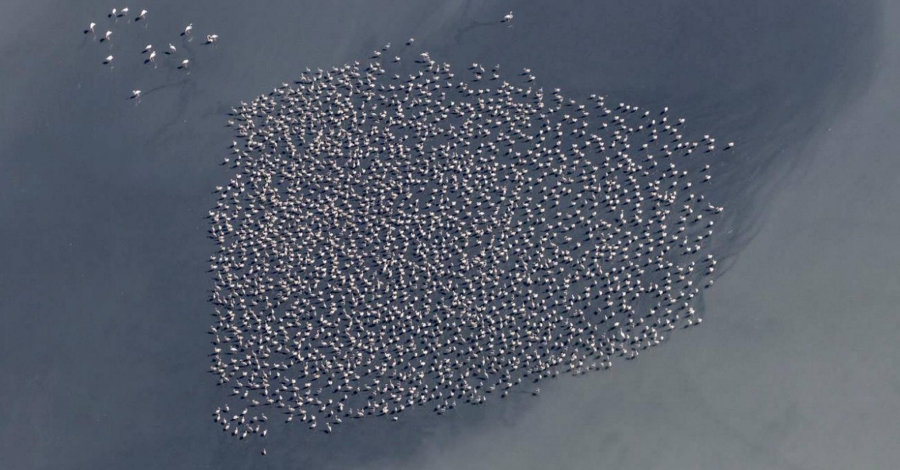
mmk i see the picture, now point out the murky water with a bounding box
[0,1,894,469]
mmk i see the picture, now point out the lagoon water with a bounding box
[1,1,897,469]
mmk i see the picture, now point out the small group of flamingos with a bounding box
[84,8,220,100]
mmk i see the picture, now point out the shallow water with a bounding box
[0,1,895,469]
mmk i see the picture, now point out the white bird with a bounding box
[131,90,141,99]
[148,50,156,62]
[183,23,193,35]
[143,44,152,53]
[109,8,117,18]
[180,59,190,68]
[104,31,112,41]
[502,11,514,22]
[206,34,219,44]
[120,7,129,17]
[137,9,147,20]
[86,22,96,34]
[104,55,114,64]
[167,43,177,54]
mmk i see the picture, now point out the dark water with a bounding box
[1,1,896,469]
